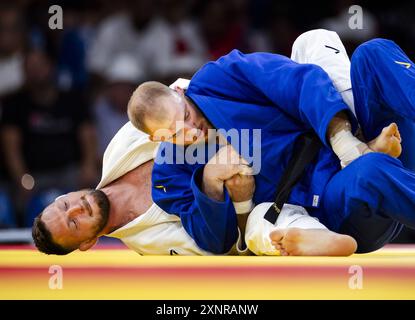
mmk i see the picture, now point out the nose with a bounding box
[183,119,195,129]
[66,204,84,219]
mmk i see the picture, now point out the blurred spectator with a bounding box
[94,54,140,157]
[0,4,25,97]
[147,0,207,83]
[195,0,269,60]
[87,0,206,85]
[1,48,98,226]
[55,3,90,91]
[0,102,16,229]
[0,188,16,228]
[87,0,156,81]
[197,0,246,60]
[264,15,301,57]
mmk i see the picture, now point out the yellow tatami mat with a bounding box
[1,244,415,299]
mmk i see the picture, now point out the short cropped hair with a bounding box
[127,81,173,134]
[32,213,74,255]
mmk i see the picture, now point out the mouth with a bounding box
[192,129,201,142]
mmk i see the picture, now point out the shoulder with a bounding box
[152,143,196,177]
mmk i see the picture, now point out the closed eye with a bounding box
[184,104,190,120]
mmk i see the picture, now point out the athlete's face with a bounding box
[40,189,110,251]
[147,89,214,146]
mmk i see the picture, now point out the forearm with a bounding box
[191,170,238,253]
[327,111,371,167]
[327,111,352,139]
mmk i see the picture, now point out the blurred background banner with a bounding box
[0,0,414,242]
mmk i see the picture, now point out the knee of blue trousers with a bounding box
[352,38,397,65]
[350,152,396,183]
[340,153,403,253]
[322,153,394,230]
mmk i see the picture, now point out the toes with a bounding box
[280,249,289,256]
[389,123,402,141]
[395,127,402,142]
[383,123,397,136]
[269,228,285,242]
[271,241,282,251]
[387,134,402,158]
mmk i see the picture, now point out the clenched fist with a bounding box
[204,144,253,182]
[202,144,253,201]
[225,173,255,202]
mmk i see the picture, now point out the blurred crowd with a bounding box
[0,0,414,240]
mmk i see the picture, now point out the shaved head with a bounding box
[128,80,213,146]
[127,81,176,134]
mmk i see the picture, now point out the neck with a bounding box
[97,187,123,235]
[97,160,154,235]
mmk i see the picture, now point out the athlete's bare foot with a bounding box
[367,123,402,158]
[269,228,357,256]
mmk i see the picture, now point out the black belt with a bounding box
[264,132,322,224]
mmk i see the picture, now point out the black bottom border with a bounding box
[0,300,413,318]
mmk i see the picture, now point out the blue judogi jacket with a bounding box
[152,50,357,254]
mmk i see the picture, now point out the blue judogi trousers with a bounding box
[322,39,415,252]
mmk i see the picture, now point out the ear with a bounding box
[79,238,98,251]
[174,86,185,97]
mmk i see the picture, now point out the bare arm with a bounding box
[326,111,372,167]
[327,111,352,139]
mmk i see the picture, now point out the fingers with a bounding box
[225,172,255,187]
[238,164,254,175]
[215,145,250,167]
[206,144,254,182]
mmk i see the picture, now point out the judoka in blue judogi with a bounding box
[130,37,415,255]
